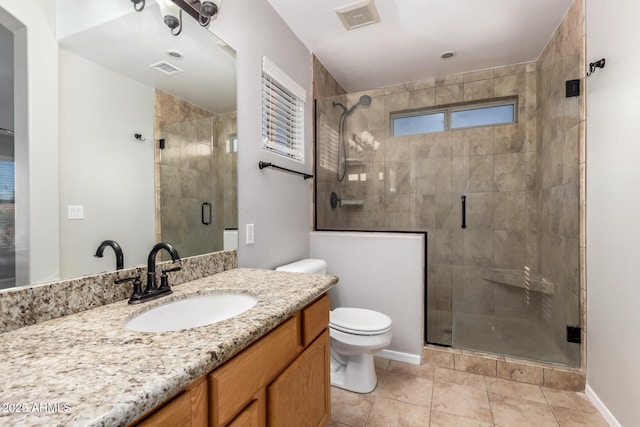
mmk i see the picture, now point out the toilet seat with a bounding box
[330,307,392,336]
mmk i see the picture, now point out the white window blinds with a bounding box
[261,56,306,163]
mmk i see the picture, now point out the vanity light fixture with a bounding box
[173,0,222,28]
[131,0,222,36]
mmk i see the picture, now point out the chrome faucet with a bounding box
[94,240,124,270]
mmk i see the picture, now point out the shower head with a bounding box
[345,95,372,116]
[333,95,373,117]
[359,95,372,106]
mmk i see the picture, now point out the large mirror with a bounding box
[0,2,237,290]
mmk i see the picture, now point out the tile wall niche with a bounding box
[0,250,237,333]
[314,0,585,371]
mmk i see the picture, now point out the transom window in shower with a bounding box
[391,98,517,136]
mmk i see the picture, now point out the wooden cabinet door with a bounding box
[209,316,299,427]
[267,330,330,427]
[227,398,261,427]
[136,376,207,427]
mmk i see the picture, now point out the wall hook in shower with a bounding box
[134,133,146,142]
[586,58,606,76]
[258,161,313,180]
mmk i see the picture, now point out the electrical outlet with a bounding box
[246,224,255,245]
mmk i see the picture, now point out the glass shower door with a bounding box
[159,116,218,257]
[450,55,581,367]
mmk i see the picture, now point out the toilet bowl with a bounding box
[275,258,392,393]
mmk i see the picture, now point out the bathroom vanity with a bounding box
[0,268,337,426]
[137,294,330,426]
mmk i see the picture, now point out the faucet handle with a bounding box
[159,266,182,291]
[115,272,144,301]
[162,265,182,274]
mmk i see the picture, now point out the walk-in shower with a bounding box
[315,54,582,367]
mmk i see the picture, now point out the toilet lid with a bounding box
[330,307,392,335]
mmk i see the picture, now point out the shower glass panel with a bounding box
[315,55,581,367]
[158,114,237,258]
[451,55,581,366]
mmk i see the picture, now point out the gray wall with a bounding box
[211,1,313,269]
[586,0,640,425]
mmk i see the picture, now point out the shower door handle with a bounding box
[461,195,467,229]
[201,202,212,225]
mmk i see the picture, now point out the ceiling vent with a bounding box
[335,0,380,31]
[149,61,183,76]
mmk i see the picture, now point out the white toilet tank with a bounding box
[275,258,327,274]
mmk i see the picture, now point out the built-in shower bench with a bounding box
[482,268,555,295]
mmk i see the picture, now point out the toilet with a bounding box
[276,258,392,393]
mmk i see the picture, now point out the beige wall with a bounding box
[312,55,346,100]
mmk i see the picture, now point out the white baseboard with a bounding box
[375,349,421,365]
[585,385,621,427]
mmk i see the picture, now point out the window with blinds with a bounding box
[261,57,306,163]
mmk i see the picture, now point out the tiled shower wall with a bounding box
[315,0,584,368]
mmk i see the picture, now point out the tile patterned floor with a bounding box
[328,358,609,427]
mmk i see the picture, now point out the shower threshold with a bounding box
[452,312,576,367]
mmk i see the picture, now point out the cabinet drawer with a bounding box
[209,316,299,426]
[301,294,330,347]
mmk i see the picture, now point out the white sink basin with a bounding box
[124,293,258,333]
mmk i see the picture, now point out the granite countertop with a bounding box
[0,268,337,427]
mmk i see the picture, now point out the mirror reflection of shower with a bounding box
[332,95,372,182]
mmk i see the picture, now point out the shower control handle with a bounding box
[461,195,467,229]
